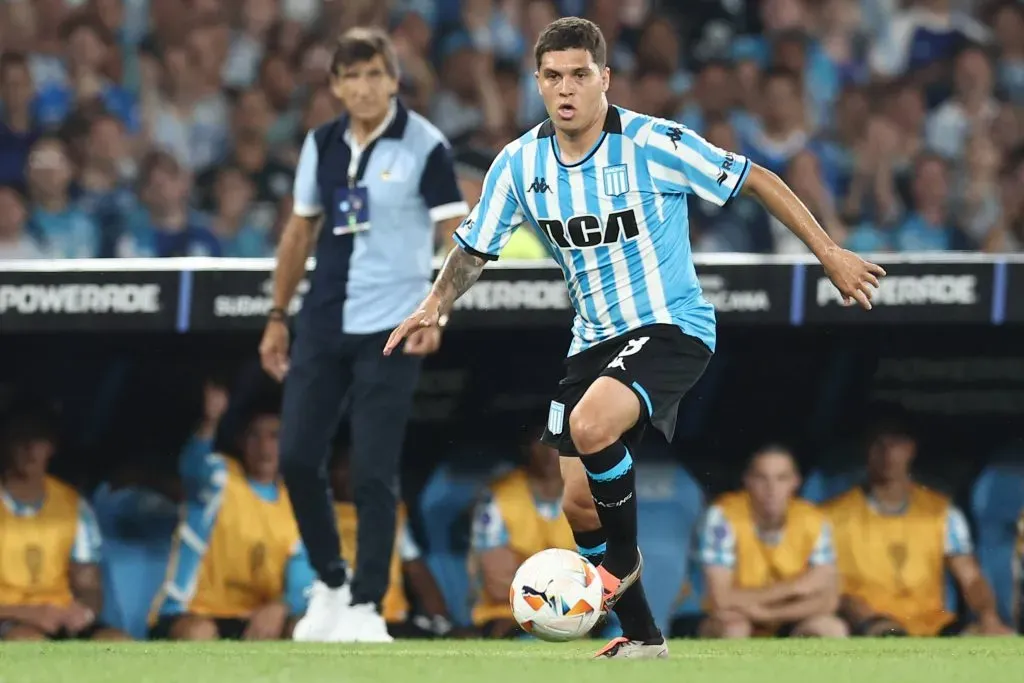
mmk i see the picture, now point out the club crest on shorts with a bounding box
[547,401,565,436]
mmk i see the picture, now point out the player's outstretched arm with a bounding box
[383,245,486,355]
[742,164,886,310]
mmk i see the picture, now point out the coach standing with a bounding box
[259,28,468,643]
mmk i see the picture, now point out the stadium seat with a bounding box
[970,463,1024,625]
[92,483,178,639]
[635,460,705,634]
[419,460,512,627]
[800,468,865,504]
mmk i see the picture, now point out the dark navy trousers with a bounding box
[278,324,421,607]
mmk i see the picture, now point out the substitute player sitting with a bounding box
[386,17,885,659]
[698,446,846,639]
[824,418,1013,637]
[0,408,127,641]
[149,385,314,640]
[469,431,576,639]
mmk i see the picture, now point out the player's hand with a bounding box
[403,326,442,356]
[17,604,68,634]
[259,319,290,382]
[62,602,96,635]
[244,602,289,640]
[203,381,229,424]
[384,294,443,356]
[820,246,886,310]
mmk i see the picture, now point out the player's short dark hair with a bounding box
[863,404,916,446]
[331,27,398,79]
[0,401,60,462]
[747,443,796,469]
[534,17,607,69]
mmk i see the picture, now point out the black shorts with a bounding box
[149,614,249,640]
[540,324,712,455]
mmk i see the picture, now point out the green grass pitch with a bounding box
[0,639,1021,683]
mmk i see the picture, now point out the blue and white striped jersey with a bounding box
[454,105,751,356]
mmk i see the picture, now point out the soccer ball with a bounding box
[509,548,604,642]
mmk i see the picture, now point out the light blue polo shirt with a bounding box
[292,99,468,334]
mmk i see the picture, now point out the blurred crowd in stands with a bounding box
[1,0,1024,260]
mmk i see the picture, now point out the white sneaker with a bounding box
[293,581,351,642]
[334,602,394,643]
[594,636,669,659]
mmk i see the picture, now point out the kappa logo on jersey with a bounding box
[607,336,650,371]
[666,127,683,150]
[538,210,640,249]
[527,177,551,193]
[603,164,629,196]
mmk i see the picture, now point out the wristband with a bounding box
[438,313,449,329]
[268,307,287,322]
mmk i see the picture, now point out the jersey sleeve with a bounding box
[420,141,470,223]
[157,437,228,615]
[292,131,322,217]
[470,493,510,551]
[944,505,974,557]
[809,520,837,566]
[643,120,751,206]
[397,518,422,562]
[453,151,526,260]
[70,499,103,564]
[699,505,736,569]
[284,541,317,615]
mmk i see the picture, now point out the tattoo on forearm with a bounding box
[434,247,485,313]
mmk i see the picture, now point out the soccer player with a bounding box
[385,17,886,659]
[824,418,1014,637]
[149,385,314,641]
[0,407,126,641]
[699,446,846,639]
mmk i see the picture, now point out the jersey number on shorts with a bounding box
[607,337,650,371]
[538,210,639,249]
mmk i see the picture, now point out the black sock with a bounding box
[579,441,639,578]
[321,561,347,589]
[573,528,607,566]
[613,580,662,642]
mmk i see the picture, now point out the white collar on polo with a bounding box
[344,98,398,178]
